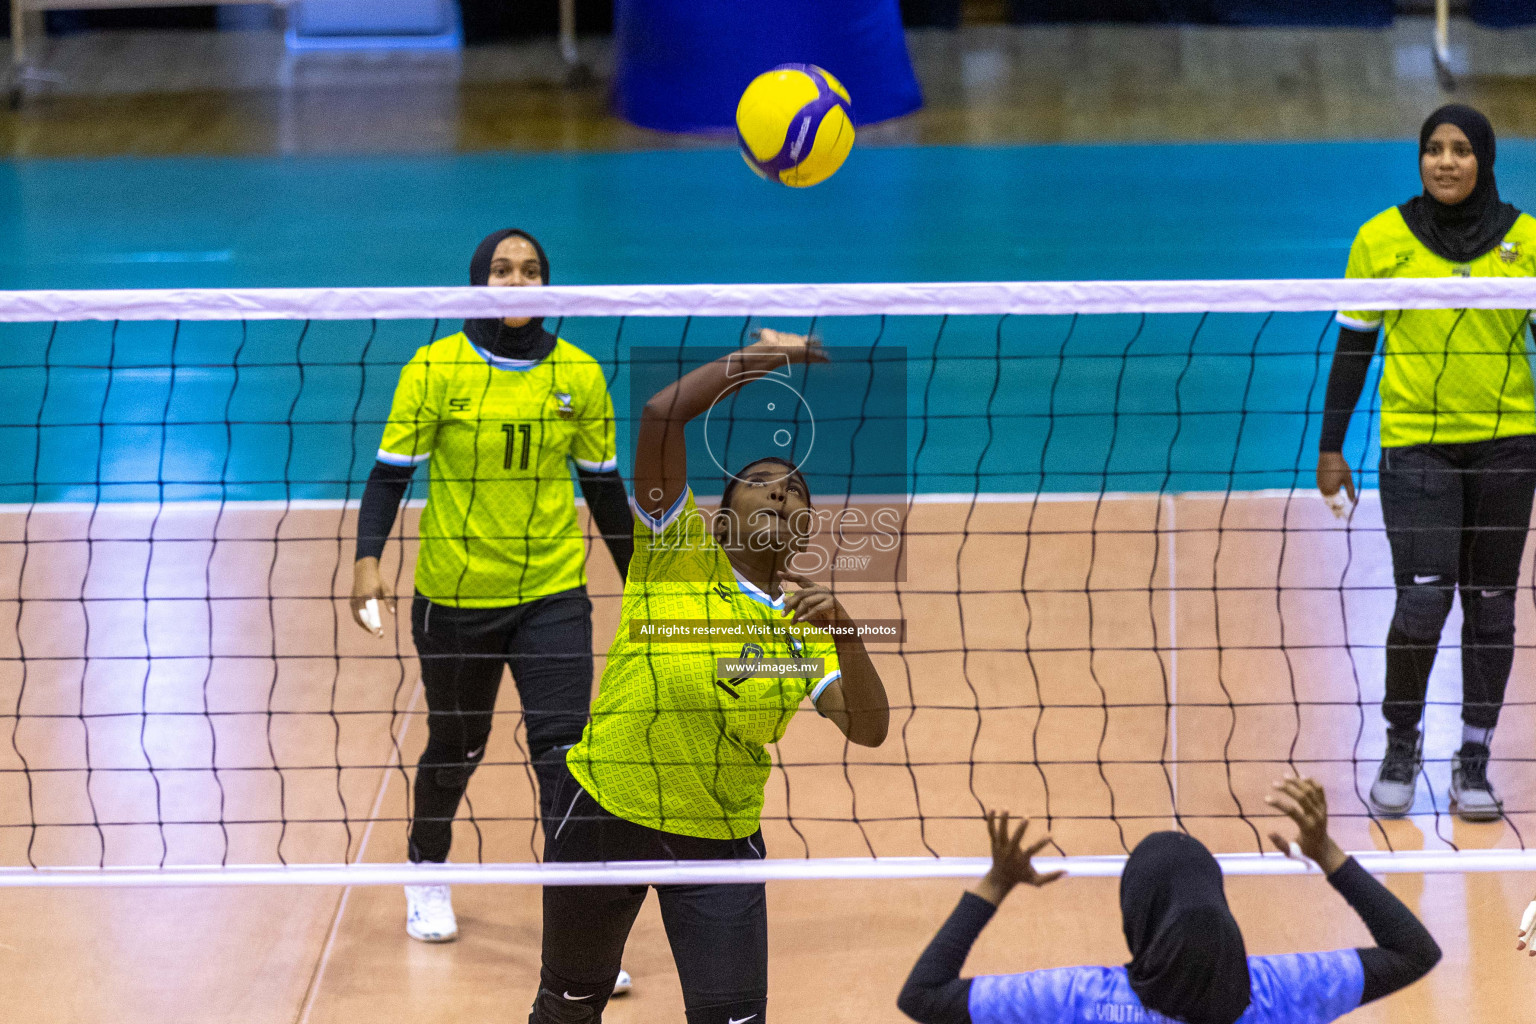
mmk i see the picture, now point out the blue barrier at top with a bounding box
[612,0,923,133]
[1472,0,1536,27]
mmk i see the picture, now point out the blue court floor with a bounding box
[1,140,1531,502]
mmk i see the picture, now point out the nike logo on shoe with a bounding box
[728,1017,758,1024]
[466,746,484,762]
[563,992,593,1001]
[1413,574,1441,585]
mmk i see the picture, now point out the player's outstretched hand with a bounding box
[749,327,829,364]
[350,557,396,637]
[1517,900,1536,955]
[779,572,840,626]
[1265,776,1348,875]
[971,810,1063,906]
[1317,452,1357,520]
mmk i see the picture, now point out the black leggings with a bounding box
[532,756,768,1024]
[1379,436,1536,732]
[408,588,593,864]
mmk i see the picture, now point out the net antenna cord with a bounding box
[2,850,1534,887]
[1434,0,1456,91]
[558,0,596,87]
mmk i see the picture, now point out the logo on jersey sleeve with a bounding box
[448,396,473,414]
[1500,241,1521,264]
[553,391,575,419]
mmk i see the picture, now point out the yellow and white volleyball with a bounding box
[736,64,855,188]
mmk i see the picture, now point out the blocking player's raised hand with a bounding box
[1265,776,1348,875]
[970,810,1063,907]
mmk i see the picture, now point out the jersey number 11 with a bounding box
[502,422,532,470]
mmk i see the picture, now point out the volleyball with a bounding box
[736,64,855,188]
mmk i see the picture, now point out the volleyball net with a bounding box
[3,278,1536,887]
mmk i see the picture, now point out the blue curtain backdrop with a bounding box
[612,0,922,133]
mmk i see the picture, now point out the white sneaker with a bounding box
[612,968,633,997]
[405,884,459,942]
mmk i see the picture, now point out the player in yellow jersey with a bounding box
[349,230,633,972]
[1317,106,1536,823]
[528,330,891,1024]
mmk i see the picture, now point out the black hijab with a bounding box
[1121,832,1251,1024]
[1398,104,1521,264]
[463,228,556,362]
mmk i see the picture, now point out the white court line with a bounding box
[294,675,424,1024]
[1166,493,1179,819]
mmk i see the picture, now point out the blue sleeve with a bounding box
[1248,951,1365,1024]
[969,966,1093,1024]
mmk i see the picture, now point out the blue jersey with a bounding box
[969,950,1364,1024]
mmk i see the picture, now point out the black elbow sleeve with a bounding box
[1319,326,1378,453]
[1331,858,1441,1004]
[355,461,416,562]
[896,983,935,1024]
[896,980,973,1024]
[576,466,634,577]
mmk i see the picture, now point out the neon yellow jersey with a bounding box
[377,332,617,607]
[567,489,842,840]
[1337,207,1536,447]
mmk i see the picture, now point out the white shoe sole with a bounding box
[1367,787,1414,818]
[407,923,459,943]
[1450,795,1502,823]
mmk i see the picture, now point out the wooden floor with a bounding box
[1,494,1534,1020]
[3,18,1536,157]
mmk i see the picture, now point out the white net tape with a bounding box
[1,277,1535,321]
[1,849,1534,887]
